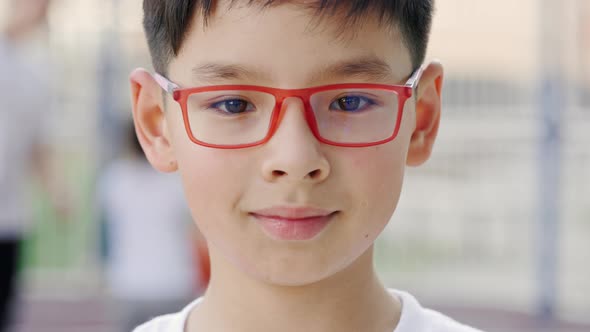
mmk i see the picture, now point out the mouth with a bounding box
[249,206,338,241]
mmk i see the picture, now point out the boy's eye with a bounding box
[330,95,374,112]
[210,98,255,114]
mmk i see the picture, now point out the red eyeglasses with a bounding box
[154,66,423,149]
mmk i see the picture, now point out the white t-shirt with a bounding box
[133,289,484,332]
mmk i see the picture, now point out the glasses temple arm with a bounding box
[404,65,425,90]
[154,73,179,94]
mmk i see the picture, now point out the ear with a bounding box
[406,61,444,166]
[130,68,178,173]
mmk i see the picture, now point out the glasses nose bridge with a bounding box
[270,90,315,138]
[273,90,311,122]
[274,89,309,108]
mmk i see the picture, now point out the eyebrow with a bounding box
[311,56,396,83]
[191,63,266,85]
[190,56,396,86]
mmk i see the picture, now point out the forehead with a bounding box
[169,2,411,87]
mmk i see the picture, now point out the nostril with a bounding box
[308,169,321,179]
[272,170,287,177]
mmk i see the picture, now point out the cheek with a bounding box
[174,144,249,235]
[345,108,413,199]
[341,142,409,235]
[350,144,406,201]
[167,113,251,223]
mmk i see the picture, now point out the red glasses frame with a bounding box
[154,67,424,149]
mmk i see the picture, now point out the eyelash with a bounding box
[329,95,378,112]
[199,93,382,115]
[207,98,256,115]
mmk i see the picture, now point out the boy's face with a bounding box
[132,2,443,286]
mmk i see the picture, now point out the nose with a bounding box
[260,97,330,183]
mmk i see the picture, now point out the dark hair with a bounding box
[143,0,434,75]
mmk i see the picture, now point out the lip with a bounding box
[250,206,337,241]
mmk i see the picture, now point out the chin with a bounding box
[257,269,336,287]
[244,251,362,287]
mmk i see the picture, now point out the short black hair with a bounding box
[143,0,434,75]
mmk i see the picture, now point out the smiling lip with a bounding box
[250,207,337,241]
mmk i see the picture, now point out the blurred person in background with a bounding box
[97,121,207,332]
[0,0,59,330]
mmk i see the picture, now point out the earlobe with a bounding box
[130,68,178,173]
[406,61,444,167]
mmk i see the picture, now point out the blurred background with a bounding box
[0,0,588,331]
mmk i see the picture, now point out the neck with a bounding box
[188,245,401,332]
